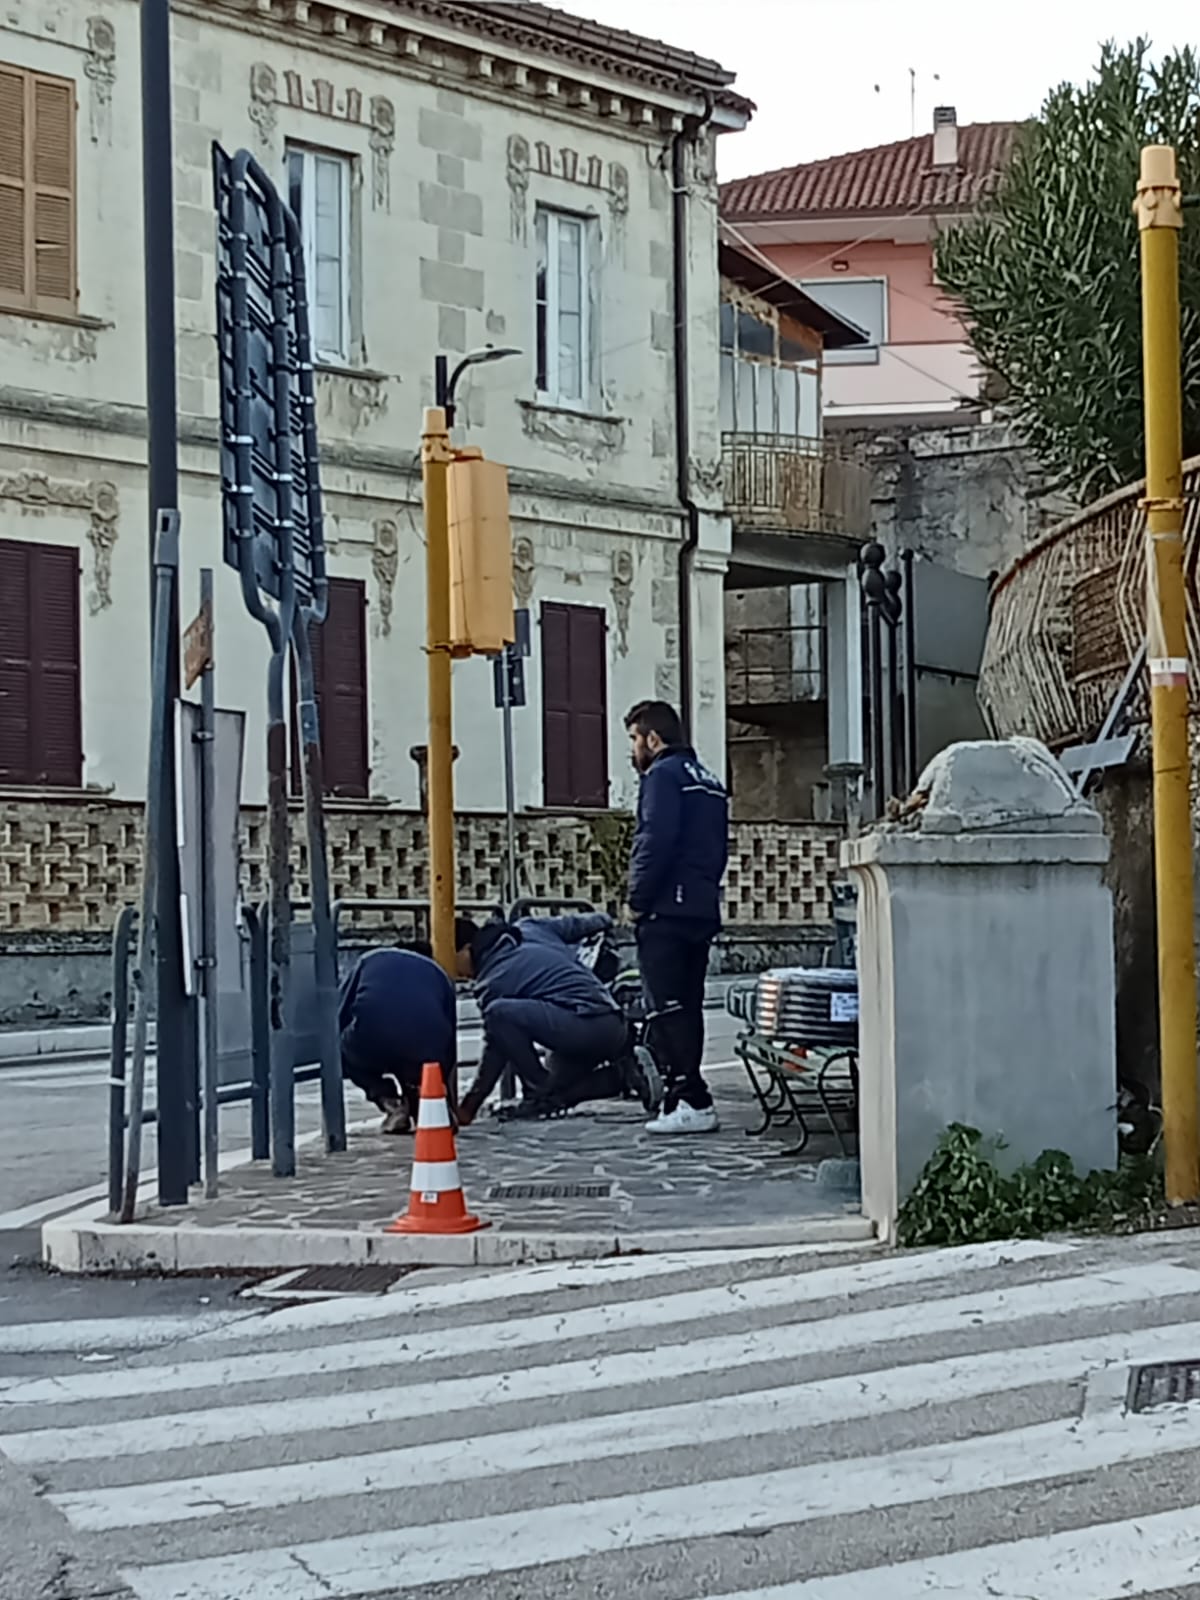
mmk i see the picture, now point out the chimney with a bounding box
[932,105,958,168]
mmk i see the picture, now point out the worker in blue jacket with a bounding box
[625,699,729,1135]
[337,941,457,1134]
[454,913,655,1124]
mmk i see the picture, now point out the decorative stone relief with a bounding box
[248,63,278,147]
[512,536,535,608]
[84,16,117,145]
[0,472,119,612]
[527,140,624,198]
[610,548,634,657]
[347,375,388,430]
[506,134,530,242]
[608,162,629,260]
[689,453,725,503]
[371,519,399,636]
[369,97,396,210]
[87,482,120,613]
[519,401,624,464]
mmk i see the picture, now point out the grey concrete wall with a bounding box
[0,927,836,1029]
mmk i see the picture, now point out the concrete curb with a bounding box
[42,1207,878,1274]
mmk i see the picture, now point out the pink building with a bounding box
[721,109,1018,426]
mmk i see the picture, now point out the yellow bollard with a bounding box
[1135,144,1200,1204]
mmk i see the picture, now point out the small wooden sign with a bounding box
[183,601,213,690]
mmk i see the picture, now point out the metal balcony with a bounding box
[722,433,872,541]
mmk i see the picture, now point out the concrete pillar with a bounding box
[826,564,862,767]
[843,737,1118,1242]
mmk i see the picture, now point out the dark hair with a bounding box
[454,916,481,952]
[624,700,683,746]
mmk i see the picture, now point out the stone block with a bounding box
[419,181,483,236]
[649,239,672,279]
[175,201,218,254]
[437,154,465,189]
[437,229,466,265]
[436,88,466,115]
[438,306,467,351]
[418,107,482,162]
[650,310,674,353]
[419,258,484,310]
[173,121,218,172]
[174,250,205,304]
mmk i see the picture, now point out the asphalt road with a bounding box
[5,1232,1200,1599]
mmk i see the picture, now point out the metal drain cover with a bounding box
[487,1182,613,1201]
[247,1265,415,1301]
[1128,1359,1200,1412]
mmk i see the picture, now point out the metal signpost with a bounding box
[492,607,531,906]
[213,143,344,1177]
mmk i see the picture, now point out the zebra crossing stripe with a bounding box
[118,1406,1200,1600]
[691,1503,1200,1600]
[2,1264,1189,1457]
[48,1319,1200,1530]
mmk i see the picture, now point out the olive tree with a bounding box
[936,40,1200,498]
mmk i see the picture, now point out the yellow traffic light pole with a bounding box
[1136,144,1200,1205]
[422,404,457,976]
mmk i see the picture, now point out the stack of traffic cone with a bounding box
[386,1062,489,1235]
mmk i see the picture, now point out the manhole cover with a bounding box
[1128,1359,1200,1412]
[247,1265,415,1301]
[486,1182,614,1201]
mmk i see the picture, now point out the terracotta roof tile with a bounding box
[721,122,1022,220]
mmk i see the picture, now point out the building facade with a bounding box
[0,0,852,973]
[720,109,1018,426]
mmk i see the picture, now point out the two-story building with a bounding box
[0,0,852,991]
[720,107,1018,426]
[717,229,872,822]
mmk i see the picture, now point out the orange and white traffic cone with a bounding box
[385,1062,489,1236]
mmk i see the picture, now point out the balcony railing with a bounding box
[725,623,825,712]
[722,432,872,541]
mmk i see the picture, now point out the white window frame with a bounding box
[799,276,887,366]
[535,206,597,410]
[286,144,352,367]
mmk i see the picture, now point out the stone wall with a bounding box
[1,795,842,933]
[839,418,1075,581]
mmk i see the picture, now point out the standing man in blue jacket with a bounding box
[625,700,729,1134]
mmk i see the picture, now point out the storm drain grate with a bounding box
[487,1182,614,1202]
[247,1265,417,1301]
[1128,1359,1200,1412]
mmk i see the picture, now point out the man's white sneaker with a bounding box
[646,1101,719,1135]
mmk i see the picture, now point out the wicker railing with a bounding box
[980,456,1200,747]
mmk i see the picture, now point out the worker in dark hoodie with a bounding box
[337,939,457,1134]
[453,913,655,1124]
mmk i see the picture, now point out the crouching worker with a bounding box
[454,916,633,1125]
[337,940,457,1134]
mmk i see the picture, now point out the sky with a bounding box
[569,0,1198,179]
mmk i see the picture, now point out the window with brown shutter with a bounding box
[0,63,76,316]
[0,537,82,787]
[290,577,369,799]
[540,602,608,809]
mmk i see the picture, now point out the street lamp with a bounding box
[423,346,521,973]
[435,347,522,428]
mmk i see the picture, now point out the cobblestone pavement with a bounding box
[137,1069,857,1237]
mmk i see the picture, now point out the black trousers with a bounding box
[466,1001,628,1112]
[636,917,716,1111]
[339,1030,456,1119]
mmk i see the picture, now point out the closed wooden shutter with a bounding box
[31,74,73,308]
[540,601,608,808]
[0,68,27,304]
[0,538,81,786]
[0,65,75,314]
[290,577,369,799]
